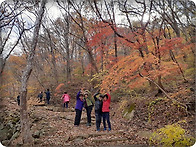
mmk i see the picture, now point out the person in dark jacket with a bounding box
[74,90,84,126]
[17,94,20,106]
[37,91,43,102]
[45,89,51,104]
[83,91,94,127]
[94,92,104,131]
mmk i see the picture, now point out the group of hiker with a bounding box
[61,88,111,131]
[17,89,51,106]
[37,89,51,104]
[73,88,111,131]
[17,88,111,131]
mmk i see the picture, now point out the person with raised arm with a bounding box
[74,89,84,126]
[102,89,111,131]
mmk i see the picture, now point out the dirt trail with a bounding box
[30,105,136,146]
[2,97,148,146]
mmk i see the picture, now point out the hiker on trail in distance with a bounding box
[17,94,20,106]
[83,90,94,127]
[61,92,71,108]
[94,90,103,131]
[102,89,111,131]
[37,91,43,102]
[74,89,84,126]
[45,89,51,104]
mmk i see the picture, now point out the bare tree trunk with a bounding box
[101,49,104,72]
[163,24,187,82]
[111,0,118,62]
[0,26,3,86]
[64,0,99,74]
[156,75,164,96]
[65,14,71,81]
[66,50,71,81]
[20,0,46,144]
[169,50,187,82]
[156,36,164,96]
[51,48,58,84]
[78,46,85,75]
[80,18,98,73]
[46,28,59,84]
[114,32,118,61]
[0,22,25,77]
[87,48,99,73]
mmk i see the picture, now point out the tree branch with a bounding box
[138,71,187,111]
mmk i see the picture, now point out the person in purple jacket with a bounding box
[74,90,84,126]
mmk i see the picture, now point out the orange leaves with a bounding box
[100,46,187,92]
[159,37,184,51]
[86,20,192,93]
[55,83,65,94]
[101,54,145,91]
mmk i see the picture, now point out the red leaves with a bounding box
[159,37,184,51]
[87,21,113,48]
[86,20,191,92]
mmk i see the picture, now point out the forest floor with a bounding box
[2,97,150,147]
[1,79,195,146]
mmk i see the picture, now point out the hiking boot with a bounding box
[108,128,111,131]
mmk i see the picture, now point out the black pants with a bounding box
[63,101,69,108]
[103,112,111,129]
[74,109,82,126]
[17,99,20,106]
[46,97,50,104]
[86,105,93,124]
[39,97,42,102]
[95,111,102,130]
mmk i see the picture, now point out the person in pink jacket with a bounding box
[61,92,71,108]
[102,92,111,131]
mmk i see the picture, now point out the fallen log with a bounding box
[34,103,46,106]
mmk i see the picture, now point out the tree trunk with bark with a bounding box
[20,0,46,144]
[65,15,71,82]
[0,24,3,78]
[45,27,59,84]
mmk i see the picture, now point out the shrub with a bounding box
[149,121,195,147]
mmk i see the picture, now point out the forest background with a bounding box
[0,0,195,146]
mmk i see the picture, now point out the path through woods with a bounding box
[3,97,149,146]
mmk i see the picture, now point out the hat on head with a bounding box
[84,92,88,96]
[84,90,90,95]
[79,93,84,96]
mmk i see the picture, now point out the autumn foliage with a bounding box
[98,30,194,92]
